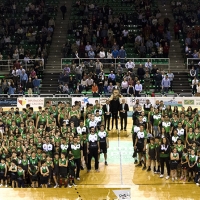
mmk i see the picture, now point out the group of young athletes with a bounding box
[132,99,200,184]
[1,97,200,188]
[0,100,109,188]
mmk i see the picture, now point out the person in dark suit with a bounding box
[110,96,120,130]
[102,100,111,131]
[119,99,129,131]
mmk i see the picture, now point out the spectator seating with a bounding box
[0,0,59,94]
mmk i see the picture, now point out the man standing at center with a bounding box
[110,94,120,130]
[119,99,129,131]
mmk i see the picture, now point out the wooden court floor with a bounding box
[1,120,200,200]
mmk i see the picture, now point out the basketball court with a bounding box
[1,127,199,199]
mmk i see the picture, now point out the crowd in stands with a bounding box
[0,0,58,95]
[62,0,171,60]
[58,59,174,96]
[0,62,42,95]
[0,0,57,63]
[173,0,200,61]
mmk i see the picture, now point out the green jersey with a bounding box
[153,114,161,126]
[70,143,82,159]
[39,115,47,123]
[29,157,38,166]
[189,155,197,165]
[59,158,67,165]
[162,121,171,133]
[17,169,24,179]
[0,163,6,173]
[171,120,179,129]
[41,166,48,173]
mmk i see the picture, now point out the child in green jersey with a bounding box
[180,148,188,182]
[68,154,77,187]
[17,164,25,188]
[147,138,156,172]
[170,147,179,181]
[0,158,7,187]
[28,165,39,188]
[40,161,49,188]
[195,157,200,185]
[188,149,197,182]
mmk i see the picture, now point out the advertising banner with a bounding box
[17,97,44,108]
[127,97,155,107]
[44,98,72,106]
[71,97,100,107]
[155,97,183,107]
[0,98,17,107]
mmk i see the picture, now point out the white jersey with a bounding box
[88,134,98,142]
[177,128,184,137]
[89,120,97,128]
[98,131,107,139]
[76,126,87,135]
[94,109,103,116]
[95,116,102,124]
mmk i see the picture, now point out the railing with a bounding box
[61,58,170,71]
[0,59,44,71]
[187,58,200,70]
[0,92,193,98]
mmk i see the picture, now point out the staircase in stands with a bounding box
[40,0,73,94]
[157,0,191,93]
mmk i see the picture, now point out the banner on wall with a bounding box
[155,97,183,107]
[17,97,44,108]
[44,98,72,106]
[127,97,155,107]
[0,98,17,107]
[71,97,100,106]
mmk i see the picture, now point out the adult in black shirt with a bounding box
[60,5,67,20]
[102,100,111,131]
[110,95,120,130]
[137,64,145,81]
[154,70,162,92]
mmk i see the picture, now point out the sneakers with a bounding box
[135,163,142,167]
[147,167,151,172]
[54,184,58,188]
[142,166,147,170]
[180,176,184,180]
[68,184,72,188]
[166,176,170,180]
[76,177,80,181]
[95,169,100,172]
[105,161,108,166]
[134,160,138,164]
[0,184,2,187]
[175,177,177,180]
[156,169,160,174]
[160,174,164,178]
[72,183,77,187]
[196,183,200,186]
[5,185,7,188]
